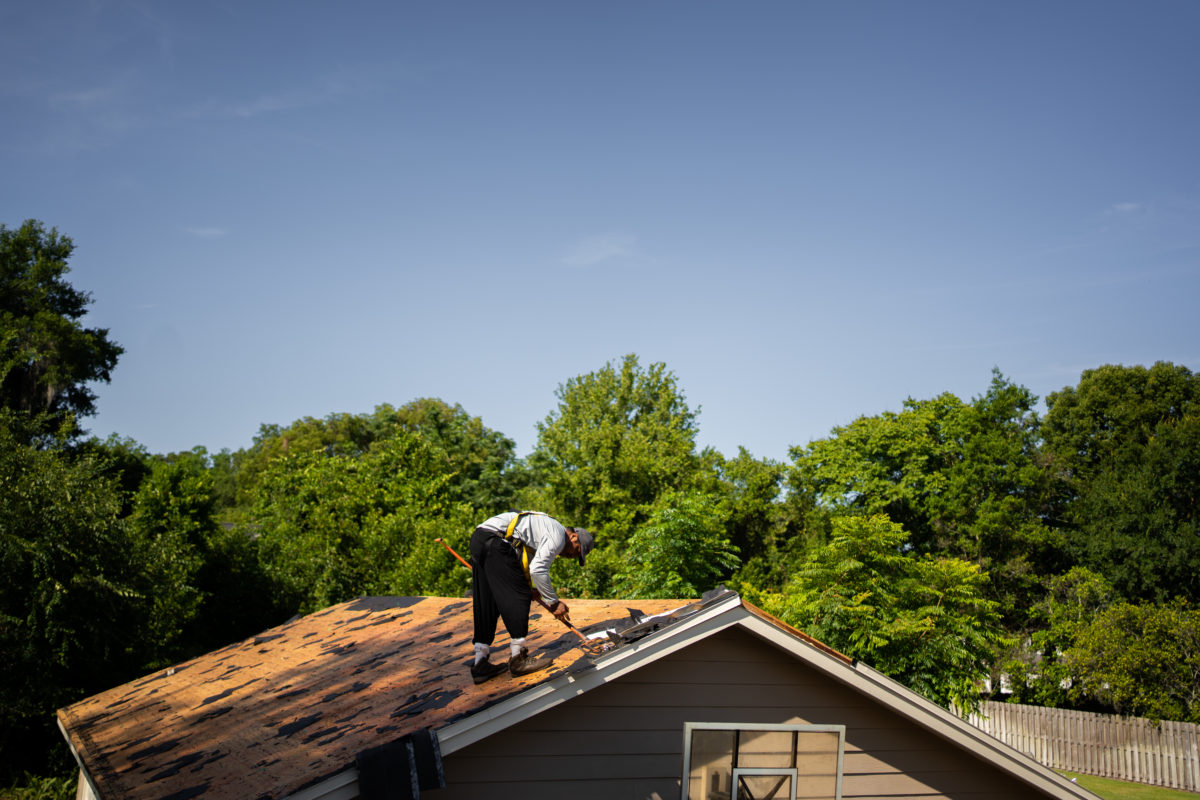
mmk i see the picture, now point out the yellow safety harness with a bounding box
[504,511,540,589]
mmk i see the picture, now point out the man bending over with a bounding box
[468,510,594,684]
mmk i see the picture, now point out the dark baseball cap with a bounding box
[572,528,594,567]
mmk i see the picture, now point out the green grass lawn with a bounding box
[1065,772,1200,799]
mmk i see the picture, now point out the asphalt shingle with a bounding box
[58,595,686,800]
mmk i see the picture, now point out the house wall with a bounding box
[438,627,1050,800]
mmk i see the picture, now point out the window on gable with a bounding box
[682,723,844,800]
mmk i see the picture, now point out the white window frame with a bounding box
[681,722,845,800]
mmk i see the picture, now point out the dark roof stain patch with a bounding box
[346,615,404,632]
[198,678,261,707]
[195,706,233,723]
[344,595,426,612]
[127,739,180,762]
[437,600,471,615]
[159,783,209,800]
[391,689,462,719]
[321,681,371,703]
[276,713,323,738]
[148,752,206,782]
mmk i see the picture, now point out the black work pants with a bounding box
[470,526,531,645]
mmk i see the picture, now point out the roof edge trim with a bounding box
[280,767,357,800]
[57,714,103,800]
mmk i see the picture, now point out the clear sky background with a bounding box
[3,1,1197,463]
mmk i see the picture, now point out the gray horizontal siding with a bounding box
[438,628,1050,799]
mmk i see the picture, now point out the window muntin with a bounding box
[682,723,844,800]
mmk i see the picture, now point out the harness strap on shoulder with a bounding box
[504,511,538,589]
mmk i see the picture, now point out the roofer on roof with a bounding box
[468,510,594,684]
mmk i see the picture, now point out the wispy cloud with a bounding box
[184,227,228,238]
[181,61,426,121]
[29,75,145,153]
[562,232,637,267]
[1107,201,1145,215]
[184,83,345,120]
[48,84,122,112]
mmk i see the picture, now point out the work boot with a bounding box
[508,647,549,678]
[470,658,507,685]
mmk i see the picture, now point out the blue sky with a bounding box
[3,1,1197,463]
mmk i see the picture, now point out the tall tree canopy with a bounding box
[1008,568,1200,723]
[1064,599,1200,723]
[251,430,474,614]
[0,220,121,439]
[612,489,740,599]
[788,373,1060,628]
[0,421,142,780]
[529,353,711,537]
[128,451,278,664]
[746,515,1008,714]
[1043,362,1200,603]
[228,399,522,520]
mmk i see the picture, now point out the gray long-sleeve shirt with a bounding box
[478,511,567,605]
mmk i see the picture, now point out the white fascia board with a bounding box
[436,592,747,755]
[281,768,358,800]
[735,615,1101,800]
[57,717,102,800]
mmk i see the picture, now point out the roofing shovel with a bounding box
[434,538,616,655]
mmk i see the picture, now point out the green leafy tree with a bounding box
[713,448,817,591]
[128,450,280,664]
[790,392,963,537]
[388,398,528,512]
[1043,362,1200,603]
[72,434,152,515]
[0,422,142,782]
[0,220,122,440]
[251,431,473,613]
[714,448,784,563]
[128,452,217,663]
[1008,567,1200,722]
[747,515,1009,714]
[1065,599,1200,722]
[612,490,741,599]
[228,399,523,521]
[1003,567,1117,710]
[528,354,710,537]
[789,373,1061,629]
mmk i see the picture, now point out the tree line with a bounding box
[3,219,1198,788]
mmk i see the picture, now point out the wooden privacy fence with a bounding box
[967,701,1200,792]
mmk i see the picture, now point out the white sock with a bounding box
[473,642,489,665]
[510,637,526,658]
